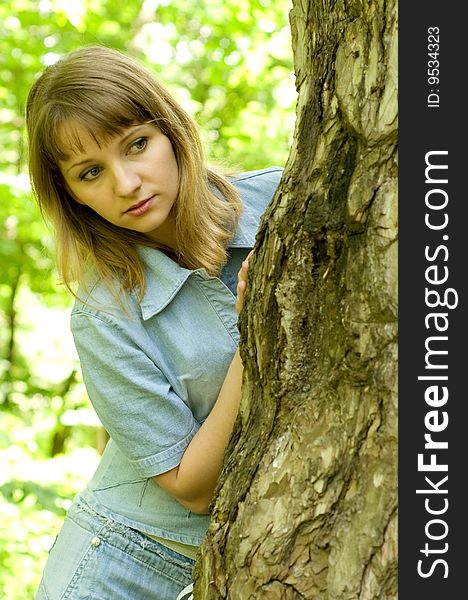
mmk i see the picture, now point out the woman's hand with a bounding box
[236,251,254,314]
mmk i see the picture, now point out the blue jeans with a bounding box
[35,497,195,600]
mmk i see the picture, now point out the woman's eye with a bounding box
[129,137,147,153]
[80,166,101,181]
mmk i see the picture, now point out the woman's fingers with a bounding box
[236,256,251,315]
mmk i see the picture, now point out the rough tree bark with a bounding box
[194,0,397,598]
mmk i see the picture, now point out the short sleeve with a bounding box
[71,310,200,478]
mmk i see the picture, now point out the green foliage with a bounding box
[0,411,99,599]
[0,0,295,594]
[1,0,294,174]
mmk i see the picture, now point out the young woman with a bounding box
[27,45,282,600]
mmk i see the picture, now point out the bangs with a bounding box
[43,92,153,164]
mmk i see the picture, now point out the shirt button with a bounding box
[91,537,101,547]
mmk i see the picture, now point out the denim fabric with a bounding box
[67,167,282,548]
[35,497,195,600]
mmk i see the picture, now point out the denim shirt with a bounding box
[71,167,283,546]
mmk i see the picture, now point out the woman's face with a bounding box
[58,122,180,248]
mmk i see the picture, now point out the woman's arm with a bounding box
[154,255,252,514]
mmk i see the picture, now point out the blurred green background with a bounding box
[0,0,295,596]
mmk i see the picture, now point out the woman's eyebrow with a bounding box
[67,158,93,173]
[119,124,149,144]
[66,125,150,173]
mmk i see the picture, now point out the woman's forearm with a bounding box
[175,347,243,512]
[154,348,244,513]
[154,256,251,513]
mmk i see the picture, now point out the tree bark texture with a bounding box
[194,0,397,598]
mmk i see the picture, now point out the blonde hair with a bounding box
[26,45,242,298]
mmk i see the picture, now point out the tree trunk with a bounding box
[194,0,397,598]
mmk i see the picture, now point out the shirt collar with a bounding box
[137,246,194,319]
[137,194,257,318]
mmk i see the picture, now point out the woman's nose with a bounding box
[112,163,142,197]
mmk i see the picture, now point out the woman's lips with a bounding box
[126,196,154,216]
